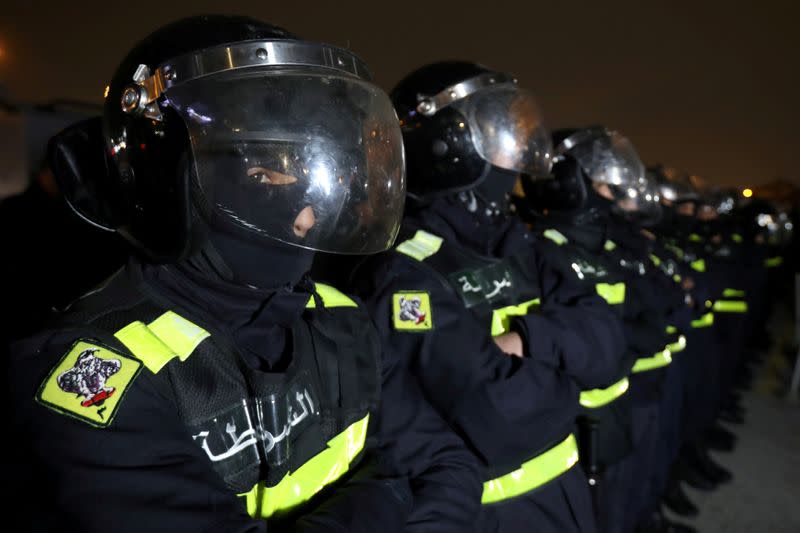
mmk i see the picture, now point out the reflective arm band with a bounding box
[689,233,703,242]
[765,256,783,268]
[712,300,748,313]
[306,283,358,308]
[115,311,210,373]
[482,434,579,504]
[691,312,714,328]
[542,228,568,246]
[579,377,630,408]
[241,415,369,518]
[732,233,743,243]
[491,299,541,336]
[690,259,706,272]
[595,282,626,305]
[632,349,672,373]
[396,230,443,261]
[604,240,617,251]
[722,288,746,298]
[649,254,662,267]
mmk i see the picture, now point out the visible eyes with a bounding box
[247,166,298,185]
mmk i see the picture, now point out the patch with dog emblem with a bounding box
[392,292,433,331]
[36,340,142,428]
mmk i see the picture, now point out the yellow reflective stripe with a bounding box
[595,282,626,305]
[689,233,703,242]
[666,244,685,259]
[765,256,783,268]
[691,312,714,328]
[306,283,358,309]
[649,254,662,266]
[632,348,672,373]
[667,335,687,354]
[542,228,568,246]
[580,377,630,408]
[241,415,370,519]
[713,300,748,313]
[690,259,706,272]
[732,233,743,243]
[666,325,677,334]
[482,434,579,504]
[396,230,443,261]
[604,240,617,251]
[491,298,541,336]
[114,311,210,373]
[673,274,682,283]
[723,288,746,298]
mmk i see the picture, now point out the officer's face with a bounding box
[245,164,317,238]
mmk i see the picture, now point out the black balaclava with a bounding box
[473,166,520,217]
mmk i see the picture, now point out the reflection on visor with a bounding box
[572,131,645,188]
[452,85,552,177]
[165,68,406,254]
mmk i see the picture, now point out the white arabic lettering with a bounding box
[485,278,511,299]
[458,276,482,294]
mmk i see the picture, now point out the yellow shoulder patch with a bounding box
[392,292,433,331]
[36,340,142,428]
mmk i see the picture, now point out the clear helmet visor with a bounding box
[166,67,406,254]
[572,131,645,188]
[451,85,552,177]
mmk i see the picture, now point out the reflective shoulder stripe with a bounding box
[723,288,746,298]
[732,233,743,243]
[691,312,714,328]
[306,283,358,309]
[114,310,210,374]
[667,334,687,353]
[713,300,748,313]
[595,282,626,305]
[604,240,617,251]
[579,377,630,408]
[482,433,579,504]
[666,244,685,260]
[690,259,706,272]
[649,254,662,266]
[666,325,677,334]
[395,230,443,261]
[491,298,541,337]
[241,414,369,518]
[542,228,568,246]
[689,233,703,242]
[632,348,672,373]
[765,256,783,268]
[673,274,682,283]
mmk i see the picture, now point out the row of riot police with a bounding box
[7,14,790,533]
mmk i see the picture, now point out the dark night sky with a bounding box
[2,0,798,187]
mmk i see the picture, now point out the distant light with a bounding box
[103,85,110,98]
[742,188,753,198]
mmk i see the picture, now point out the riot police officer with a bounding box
[517,128,696,533]
[9,16,483,532]
[343,61,627,532]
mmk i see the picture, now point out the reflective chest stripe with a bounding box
[114,310,210,374]
[666,334,687,354]
[491,298,541,336]
[482,433,579,504]
[691,312,714,328]
[713,300,748,313]
[579,377,630,408]
[595,282,626,305]
[241,415,369,519]
[765,256,783,268]
[632,348,672,373]
[723,288,746,298]
[116,286,369,518]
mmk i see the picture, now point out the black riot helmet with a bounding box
[391,61,552,204]
[81,15,405,262]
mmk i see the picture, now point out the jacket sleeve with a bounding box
[9,331,411,533]
[512,258,628,389]
[355,258,580,471]
[375,344,483,533]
